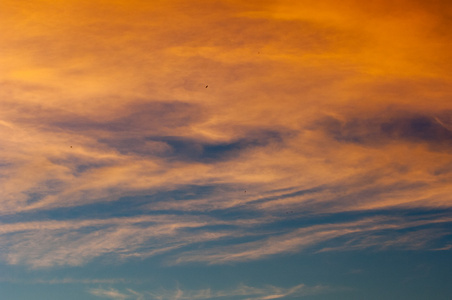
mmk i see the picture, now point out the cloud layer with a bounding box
[0,0,451,270]
[88,283,333,300]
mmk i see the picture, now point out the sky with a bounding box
[1,0,452,299]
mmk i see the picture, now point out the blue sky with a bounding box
[1,0,452,299]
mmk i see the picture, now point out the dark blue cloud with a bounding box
[101,129,289,163]
[24,180,64,205]
[48,156,114,177]
[149,130,285,161]
[25,193,45,205]
[318,111,452,150]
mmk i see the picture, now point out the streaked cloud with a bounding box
[0,214,260,268]
[0,3,451,299]
[1,211,450,268]
[172,215,452,265]
[89,287,130,300]
[88,283,334,300]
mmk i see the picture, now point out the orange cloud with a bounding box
[1,0,451,268]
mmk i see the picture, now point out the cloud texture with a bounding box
[0,0,451,271]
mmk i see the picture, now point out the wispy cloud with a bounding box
[89,283,334,300]
[1,212,450,268]
[1,0,452,278]
[173,216,452,265]
[0,214,256,268]
[1,0,451,217]
[89,287,130,300]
